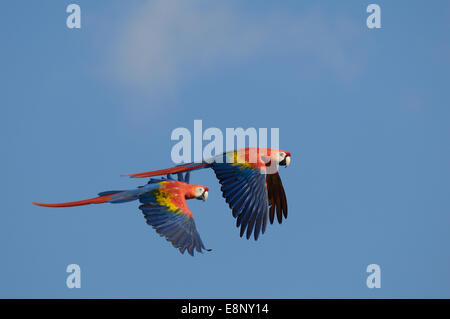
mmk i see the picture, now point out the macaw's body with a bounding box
[126,148,292,241]
[33,174,210,256]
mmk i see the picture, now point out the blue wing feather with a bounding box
[139,189,208,256]
[212,162,269,240]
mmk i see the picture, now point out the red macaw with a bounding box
[125,148,291,241]
[32,173,210,256]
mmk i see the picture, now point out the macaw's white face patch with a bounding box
[195,187,208,201]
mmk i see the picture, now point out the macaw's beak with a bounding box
[201,191,208,201]
[280,156,291,167]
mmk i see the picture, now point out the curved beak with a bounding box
[280,156,291,167]
[201,191,208,201]
[285,156,291,167]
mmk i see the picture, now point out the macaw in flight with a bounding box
[33,173,210,256]
[125,148,291,241]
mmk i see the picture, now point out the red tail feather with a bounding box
[125,163,208,178]
[32,193,119,208]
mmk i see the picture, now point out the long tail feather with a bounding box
[32,192,120,208]
[125,163,209,178]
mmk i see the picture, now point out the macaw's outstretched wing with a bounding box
[212,161,268,240]
[208,151,268,240]
[138,185,209,256]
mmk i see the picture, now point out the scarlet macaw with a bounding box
[32,173,210,256]
[125,148,291,241]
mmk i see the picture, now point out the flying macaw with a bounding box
[125,148,291,241]
[32,173,210,256]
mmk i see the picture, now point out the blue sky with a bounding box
[1,0,450,298]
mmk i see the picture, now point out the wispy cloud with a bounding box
[109,0,363,96]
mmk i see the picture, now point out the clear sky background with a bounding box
[1,0,449,298]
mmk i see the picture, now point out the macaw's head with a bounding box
[188,185,209,201]
[277,150,291,167]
